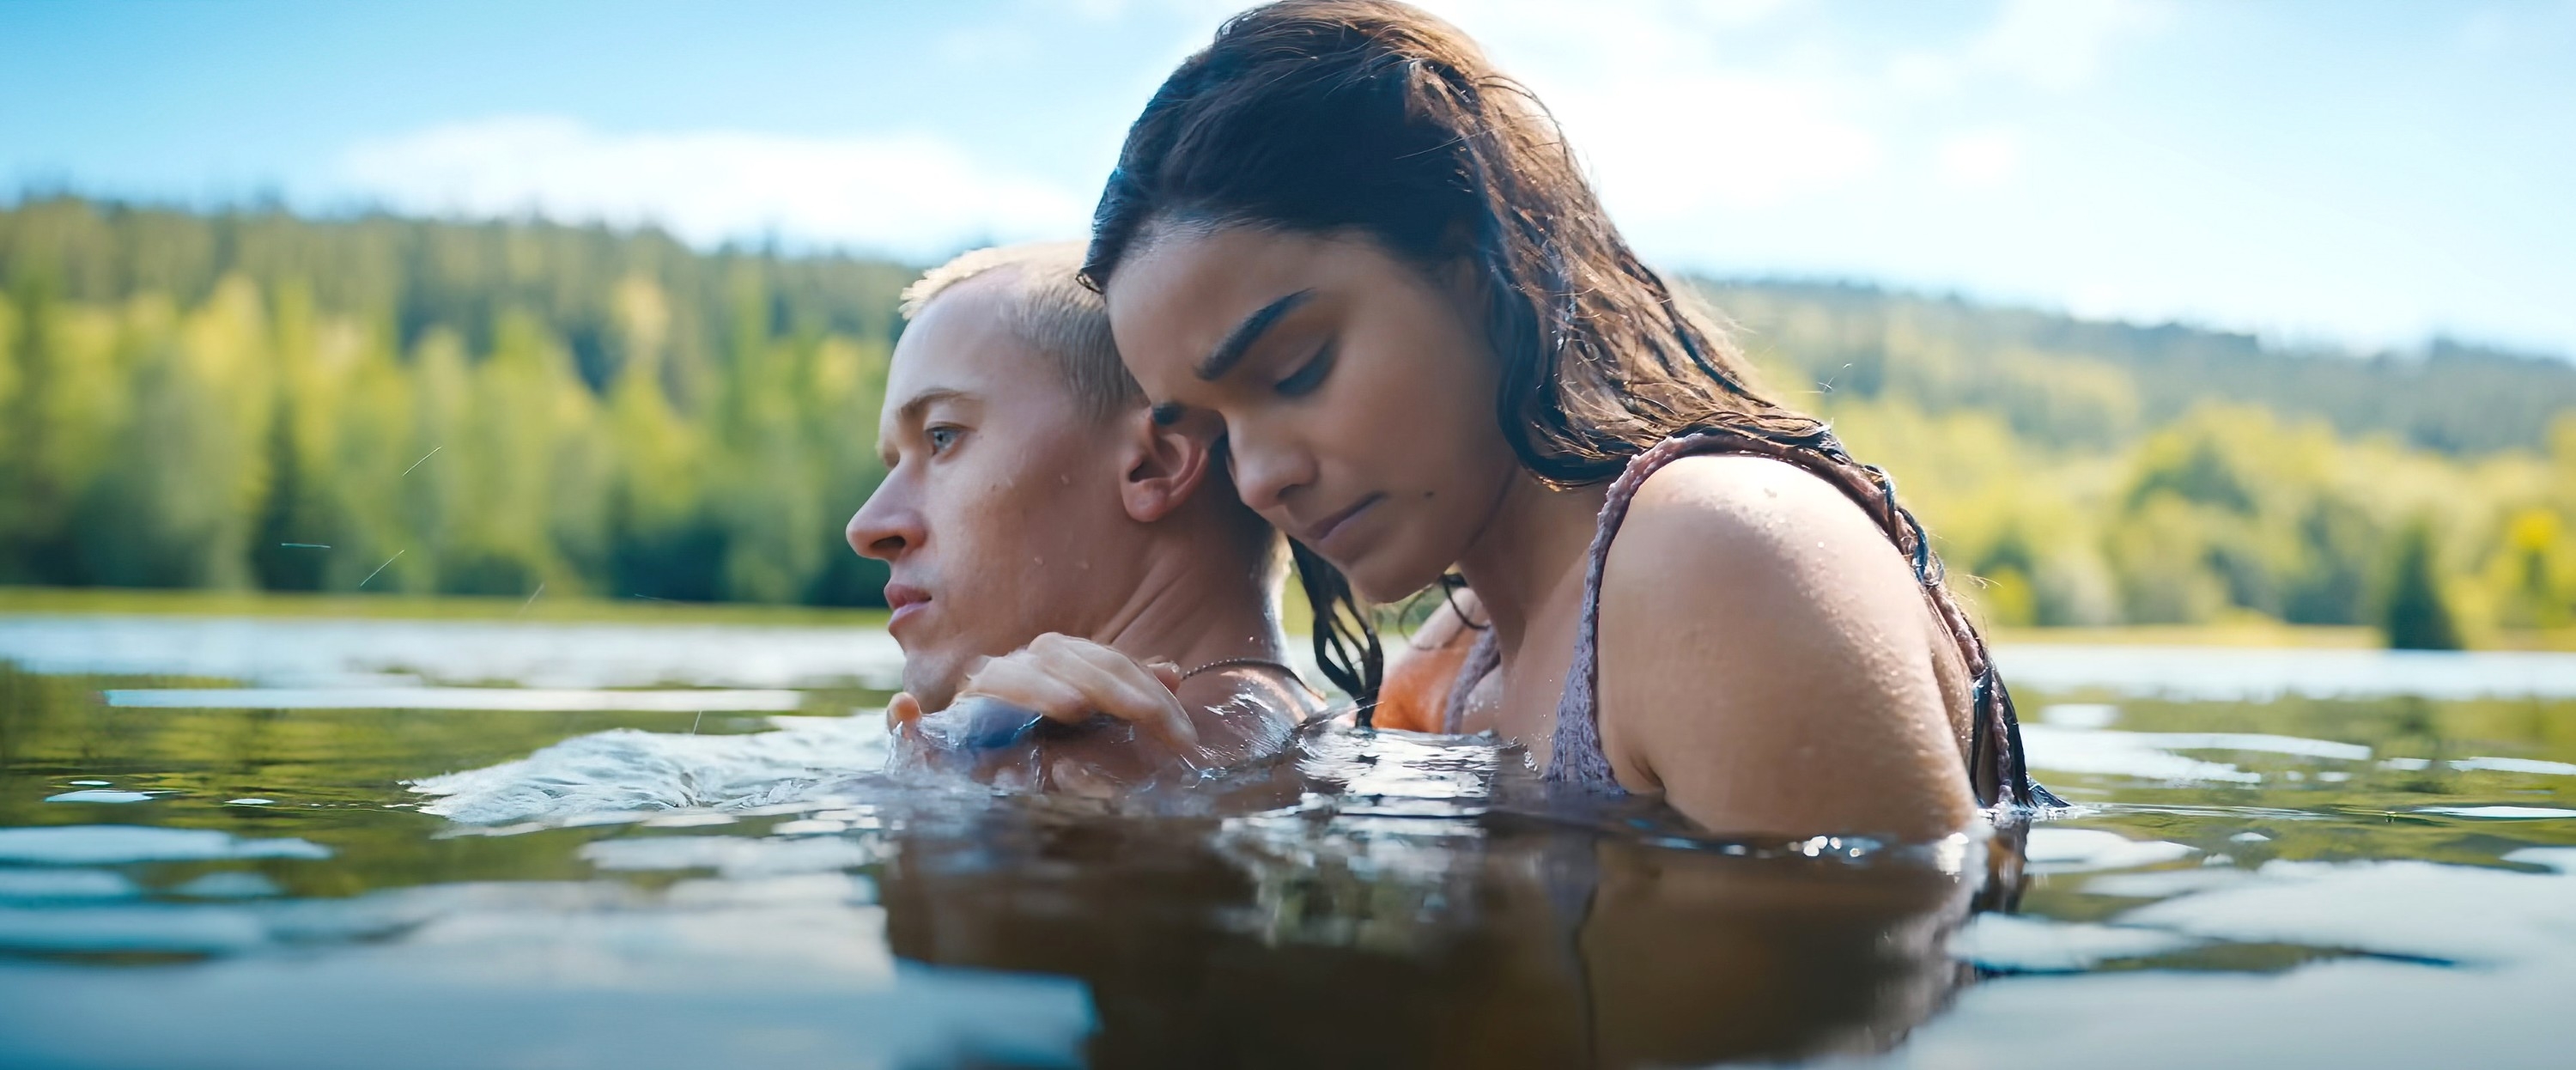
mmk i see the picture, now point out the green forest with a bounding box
[6,195,2575,647]
[0,196,908,608]
[1704,283,2576,646]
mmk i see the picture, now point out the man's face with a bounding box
[848,276,1135,709]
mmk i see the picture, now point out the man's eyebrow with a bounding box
[895,387,973,423]
[881,388,972,464]
[1195,289,1315,381]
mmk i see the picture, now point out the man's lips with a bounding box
[1297,493,1384,550]
[884,583,931,633]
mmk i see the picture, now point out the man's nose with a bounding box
[847,481,926,562]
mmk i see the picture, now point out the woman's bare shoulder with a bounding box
[1625,452,1863,531]
[1606,453,1909,593]
[1591,453,1971,836]
[1601,452,1918,650]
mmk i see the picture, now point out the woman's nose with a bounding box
[1221,425,1316,516]
[847,479,927,562]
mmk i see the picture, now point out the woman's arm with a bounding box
[1592,454,1978,840]
[889,633,1307,793]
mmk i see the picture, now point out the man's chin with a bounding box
[908,685,966,714]
[898,658,966,714]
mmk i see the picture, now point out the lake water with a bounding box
[2,611,2572,1069]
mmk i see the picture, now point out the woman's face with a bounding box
[1103,224,1520,602]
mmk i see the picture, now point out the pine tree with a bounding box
[2381,516,2462,650]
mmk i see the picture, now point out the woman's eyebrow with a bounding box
[1197,289,1315,380]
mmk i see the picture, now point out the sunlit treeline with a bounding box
[6,197,2576,642]
[1706,283,2576,645]
[0,197,905,605]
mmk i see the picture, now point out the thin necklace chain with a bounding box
[1180,656,1320,696]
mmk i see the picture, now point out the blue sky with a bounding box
[5,0,2572,356]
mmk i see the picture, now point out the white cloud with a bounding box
[1936,126,2023,189]
[1971,0,2169,91]
[1413,0,2157,224]
[1886,51,1965,99]
[338,116,1090,257]
[1422,0,1880,216]
[1886,0,2167,99]
[1552,71,1880,213]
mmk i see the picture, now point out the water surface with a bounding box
[1,612,2571,1068]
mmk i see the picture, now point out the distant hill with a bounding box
[0,197,906,603]
[1698,278,2576,456]
[3,197,2571,639]
[9,197,2557,459]
[0,196,914,398]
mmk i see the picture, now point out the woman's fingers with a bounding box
[1040,636,1198,750]
[956,635,1200,753]
[958,656,1092,721]
[1143,658,1186,691]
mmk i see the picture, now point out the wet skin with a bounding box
[1103,225,1978,839]
[847,270,1314,782]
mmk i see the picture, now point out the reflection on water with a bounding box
[1,613,2573,1068]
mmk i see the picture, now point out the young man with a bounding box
[848,243,1320,788]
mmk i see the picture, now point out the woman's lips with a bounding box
[1301,493,1383,553]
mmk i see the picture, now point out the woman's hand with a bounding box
[948,633,1203,753]
[884,634,1314,795]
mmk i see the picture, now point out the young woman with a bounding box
[1072,0,2054,838]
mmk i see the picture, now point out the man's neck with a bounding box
[1088,532,1285,676]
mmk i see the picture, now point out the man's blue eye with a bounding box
[927,427,961,452]
[1276,343,1334,398]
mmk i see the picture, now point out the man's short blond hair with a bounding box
[900,242,1143,422]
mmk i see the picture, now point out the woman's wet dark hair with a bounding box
[1081,2,1987,759]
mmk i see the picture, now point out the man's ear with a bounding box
[1114,405,1219,524]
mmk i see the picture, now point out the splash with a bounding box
[410,715,896,824]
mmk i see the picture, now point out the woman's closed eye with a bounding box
[1273,342,1335,398]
